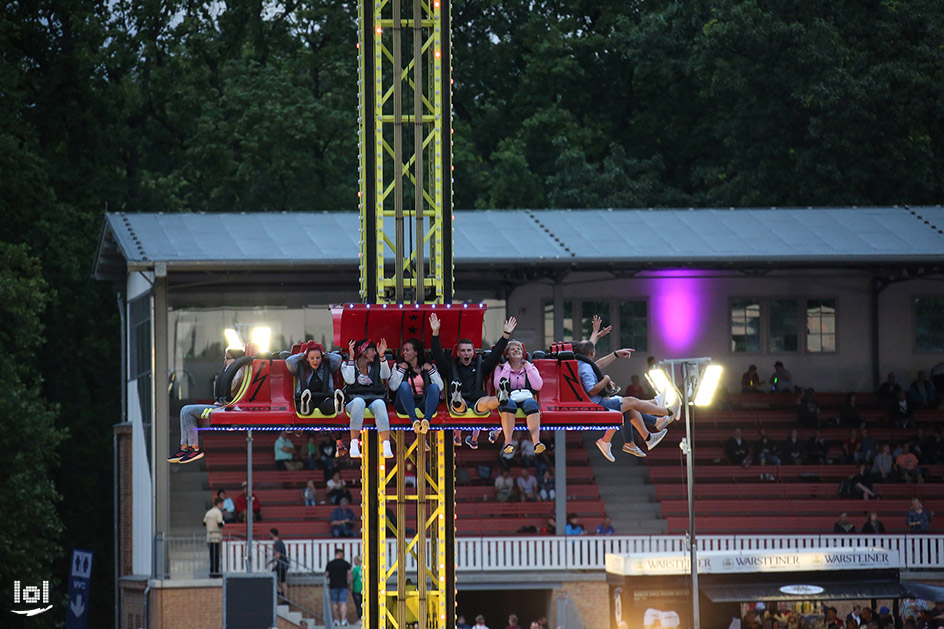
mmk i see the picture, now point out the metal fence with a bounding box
[196,534,944,576]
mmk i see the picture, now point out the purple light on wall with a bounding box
[646,270,707,355]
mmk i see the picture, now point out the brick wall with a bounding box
[115,423,134,576]
[150,584,223,628]
[554,580,610,629]
[119,577,146,629]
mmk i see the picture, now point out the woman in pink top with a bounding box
[493,340,545,455]
[388,338,444,429]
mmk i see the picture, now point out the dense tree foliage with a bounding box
[1,1,942,625]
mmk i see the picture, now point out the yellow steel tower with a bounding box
[357,0,455,628]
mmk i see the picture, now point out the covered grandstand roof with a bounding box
[93,206,944,281]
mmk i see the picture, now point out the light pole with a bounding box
[648,358,723,629]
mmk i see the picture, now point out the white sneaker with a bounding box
[334,389,345,414]
[645,429,668,450]
[382,440,394,459]
[653,389,666,410]
[299,389,311,415]
[655,415,674,431]
[349,439,361,458]
[622,442,647,457]
[595,438,615,462]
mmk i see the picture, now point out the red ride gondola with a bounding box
[207,303,622,431]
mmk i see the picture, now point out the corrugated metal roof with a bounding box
[94,206,944,278]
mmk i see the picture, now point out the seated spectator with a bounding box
[806,430,829,464]
[302,479,317,507]
[564,513,585,536]
[781,429,804,465]
[753,428,781,466]
[769,361,793,393]
[876,372,898,407]
[456,616,472,629]
[596,516,615,536]
[741,364,760,393]
[538,470,555,502]
[840,429,860,464]
[857,427,876,464]
[851,464,876,500]
[923,428,944,464]
[888,389,915,427]
[861,511,886,533]
[908,370,936,409]
[505,614,522,629]
[839,392,862,427]
[724,428,751,467]
[274,430,302,471]
[330,497,357,538]
[871,443,896,482]
[797,388,821,427]
[494,469,515,502]
[625,375,645,398]
[473,615,490,629]
[906,498,932,532]
[833,512,855,533]
[541,515,556,535]
[234,481,261,522]
[327,471,353,505]
[218,489,237,523]
[895,444,923,483]
[516,468,538,502]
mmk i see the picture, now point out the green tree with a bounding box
[0,244,66,629]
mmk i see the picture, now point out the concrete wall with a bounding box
[507,270,944,393]
[128,271,154,576]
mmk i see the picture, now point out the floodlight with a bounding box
[693,364,723,407]
[224,329,243,351]
[646,368,680,409]
[251,326,271,353]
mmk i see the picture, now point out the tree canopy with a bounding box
[1,1,943,624]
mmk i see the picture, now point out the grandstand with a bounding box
[95,208,944,628]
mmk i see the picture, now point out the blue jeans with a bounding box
[394,382,441,421]
[624,412,658,443]
[179,404,215,447]
[347,397,390,432]
[499,397,539,415]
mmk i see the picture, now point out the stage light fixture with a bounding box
[693,364,723,406]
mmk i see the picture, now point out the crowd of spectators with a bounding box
[456,613,550,629]
[741,600,944,629]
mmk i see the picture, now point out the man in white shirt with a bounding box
[203,497,225,577]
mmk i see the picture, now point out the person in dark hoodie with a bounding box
[429,312,517,449]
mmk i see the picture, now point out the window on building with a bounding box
[543,300,573,348]
[129,294,152,468]
[731,299,760,352]
[768,299,799,352]
[544,299,646,353]
[806,299,837,353]
[619,300,648,352]
[915,297,944,352]
[580,300,612,353]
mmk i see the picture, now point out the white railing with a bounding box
[219,534,944,575]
